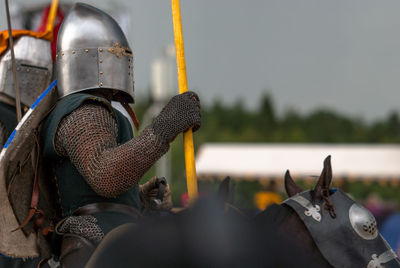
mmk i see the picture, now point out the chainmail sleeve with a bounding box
[0,120,7,148]
[54,102,169,198]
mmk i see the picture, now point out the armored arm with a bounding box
[55,92,200,198]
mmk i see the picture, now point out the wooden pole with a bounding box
[4,0,22,121]
[171,0,198,204]
[46,0,59,35]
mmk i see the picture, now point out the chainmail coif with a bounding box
[0,120,7,148]
[54,91,201,198]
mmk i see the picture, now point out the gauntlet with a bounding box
[152,91,201,144]
[139,177,172,211]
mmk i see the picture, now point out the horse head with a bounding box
[280,156,400,268]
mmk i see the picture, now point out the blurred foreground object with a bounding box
[86,196,308,268]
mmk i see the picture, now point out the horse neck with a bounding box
[259,204,333,268]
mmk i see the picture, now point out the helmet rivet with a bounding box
[85,49,89,53]
[72,50,76,54]
[99,48,103,52]
[100,71,103,75]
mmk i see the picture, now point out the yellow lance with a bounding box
[4,0,22,121]
[46,0,59,33]
[171,0,198,204]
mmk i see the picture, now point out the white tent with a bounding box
[195,143,400,182]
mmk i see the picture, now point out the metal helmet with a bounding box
[0,36,52,107]
[56,3,134,103]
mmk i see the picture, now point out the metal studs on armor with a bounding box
[349,203,378,240]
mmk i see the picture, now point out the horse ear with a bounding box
[218,176,231,202]
[314,155,333,196]
[284,170,303,197]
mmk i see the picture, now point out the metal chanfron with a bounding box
[56,3,134,103]
[284,189,400,268]
[0,36,52,106]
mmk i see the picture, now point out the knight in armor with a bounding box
[0,27,53,268]
[41,3,201,267]
[0,36,52,147]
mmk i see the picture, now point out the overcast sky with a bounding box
[2,0,400,121]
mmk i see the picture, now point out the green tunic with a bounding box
[41,93,141,234]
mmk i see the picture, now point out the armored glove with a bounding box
[152,91,201,144]
[140,176,172,211]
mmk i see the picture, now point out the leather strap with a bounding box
[12,130,43,232]
[73,202,142,219]
[9,102,58,233]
